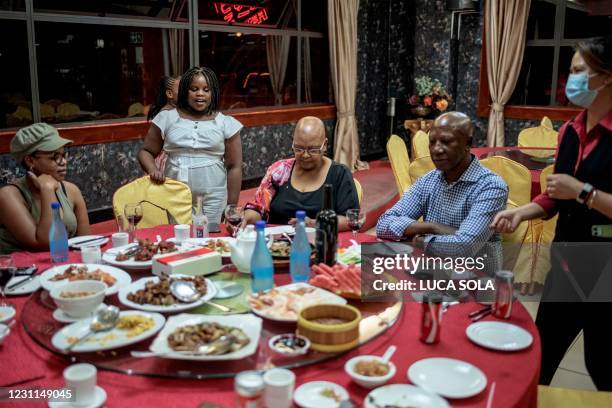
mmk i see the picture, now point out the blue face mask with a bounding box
[565,72,603,108]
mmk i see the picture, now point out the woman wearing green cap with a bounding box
[0,123,90,254]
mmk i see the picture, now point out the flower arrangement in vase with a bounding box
[408,76,452,118]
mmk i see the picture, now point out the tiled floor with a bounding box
[520,299,597,391]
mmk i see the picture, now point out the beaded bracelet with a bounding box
[587,189,598,209]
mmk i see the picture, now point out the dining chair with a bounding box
[408,155,435,183]
[57,102,80,118]
[538,385,612,407]
[127,102,145,117]
[518,116,558,152]
[354,178,363,206]
[112,176,193,229]
[412,130,430,160]
[480,156,532,206]
[386,134,411,196]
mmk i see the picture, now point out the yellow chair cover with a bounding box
[481,156,532,206]
[354,178,363,206]
[538,385,612,408]
[518,116,558,157]
[386,134,411,196]
[128,102,145,117]
[502,200,539,283]
[408,155,435,183]
[57,102,80,118]
[412,130,430,160]
[113,176,193,228]
[40,103,55,119]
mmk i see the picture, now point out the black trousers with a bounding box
[536,301,612,390]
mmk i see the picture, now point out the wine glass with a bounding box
[346,208,366,240]
[124,203,144,243]
[224,205,244,238]
[0,255,16,305]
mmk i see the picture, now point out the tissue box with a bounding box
[152,247,222,277]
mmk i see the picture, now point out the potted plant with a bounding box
[408,76,451,118]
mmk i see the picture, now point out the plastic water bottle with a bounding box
[49,202,69,263]
[290,211,311,283]
[250,220,274,293]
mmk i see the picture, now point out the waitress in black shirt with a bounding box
[241,116,359,231]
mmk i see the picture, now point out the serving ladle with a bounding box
[170,280,232,312]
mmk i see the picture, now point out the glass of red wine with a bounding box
[224,205,244,238]
[124,203,144,243]
[0,255,16,305]
[346,208,366,240]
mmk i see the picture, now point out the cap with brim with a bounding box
[10,123,72,163]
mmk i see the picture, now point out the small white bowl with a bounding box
[0,305,16,324]
[0,324,10,345]
[305,227,316,245]
[268,333,311,356]
[345,355,396,389]
[50,280,107,318]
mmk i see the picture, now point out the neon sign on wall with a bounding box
[213,2,269,25]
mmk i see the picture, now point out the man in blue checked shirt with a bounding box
[376,112,508,273]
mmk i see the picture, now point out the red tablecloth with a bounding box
[472,147,553,200]
[1,226,541,408]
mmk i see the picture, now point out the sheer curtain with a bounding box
[485,0,531,146]
[168,29,186,76]
[266,36,291,105]
[328,0,367,170]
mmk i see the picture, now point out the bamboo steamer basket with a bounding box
[297,304,362,352]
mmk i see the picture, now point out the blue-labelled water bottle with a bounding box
[49,202,69,263]
[250,220,274,293]
[290,210,311,283]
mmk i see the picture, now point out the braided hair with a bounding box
[147,75,179,121]
[177,66,220,115]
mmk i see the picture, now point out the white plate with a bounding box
[408,358,487,399]
[102,244,153,271]
[364,384,450,408]
[0,305,16,323]
[5,275,41,295]
[39,264,131,296]
[167,237,235,257]
[118,275,217,313]
[53,308,98,323]
[149,313,262,361]
[248,282,347,322]
[337,244,361,265]
[293,381,348,408]
[51,310,165,353]
[466,321,534,351]
[48,385,106,408]
[68,235,109,249]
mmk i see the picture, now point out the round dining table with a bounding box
[0,225,541,408]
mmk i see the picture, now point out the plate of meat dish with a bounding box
[102,239,178,270]
[40,264,131,296]
[118,274,217,313]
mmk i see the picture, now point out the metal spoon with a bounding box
[64,304,120,351]
[170,280,232,312]
[131,334,236,358]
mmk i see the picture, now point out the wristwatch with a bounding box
[576,183,594,204]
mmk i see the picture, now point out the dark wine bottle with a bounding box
[315,184,338,266]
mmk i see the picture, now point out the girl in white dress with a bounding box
[138,67,243,227]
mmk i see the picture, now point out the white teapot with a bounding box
[229,224,257,273]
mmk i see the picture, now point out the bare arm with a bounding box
[491,203,547,233]
[589,190,612,219]
[0,175,59,250]
[224,132,243,205]
[65,181,91,236]
[138,124,165,183]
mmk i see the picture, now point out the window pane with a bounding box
[509,47,554,106]
[199,32,297,109]
[555,46,575,106]
[301,0,326,32]
[1,20,32,129]
[198,0,296,29]
[0,1,25,11]
[33,0,180,21]
[302,37,331,104]
[35,23,167,124]
[564,2,612,39]
[526,0,556,40]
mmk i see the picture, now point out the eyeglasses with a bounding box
[292,140,326,155]
[33,151,68,164]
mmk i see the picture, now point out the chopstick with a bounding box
[471,309,492,322]
[486,381,496,408]
[6,276,33,291]
[468,305,492,318]
[70,234,110,247]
